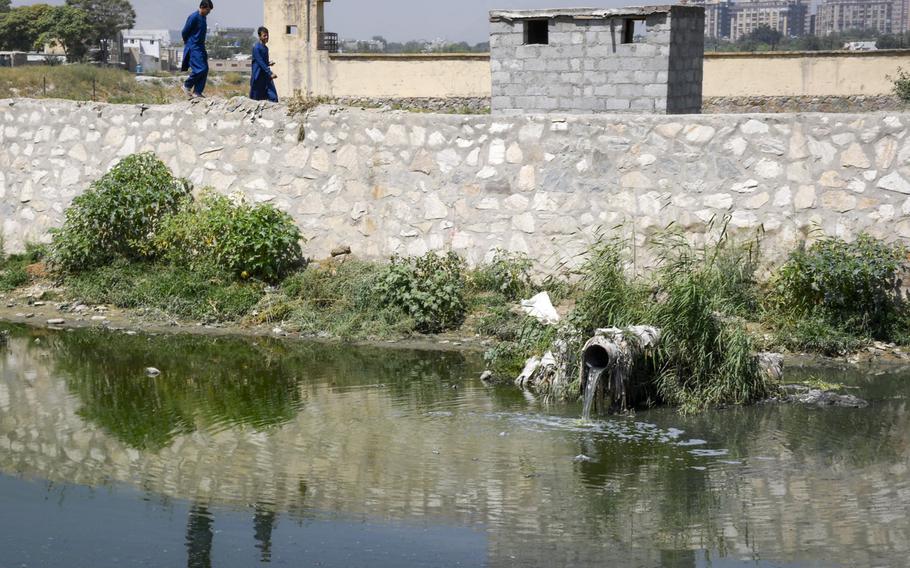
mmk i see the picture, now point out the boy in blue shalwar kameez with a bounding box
[250,27,278,103]
[181,0,213,98]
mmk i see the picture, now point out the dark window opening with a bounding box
[622,18,646,44]
[524,19,549,45]
[286,25,299,36]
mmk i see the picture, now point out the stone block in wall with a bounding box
[605,98,631,110]
[629,98,656,111]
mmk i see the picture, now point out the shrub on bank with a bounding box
[52,153,191,271]
[157,193,304,283]
[0,241,48,292]
[375,252,467,334]
[261,260,415,338]
[469,249,534,301]
[765,234,908,347]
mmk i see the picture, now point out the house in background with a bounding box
[122,29,181,73]
[489,5,705,114]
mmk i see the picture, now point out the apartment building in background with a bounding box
[690,0,909,39]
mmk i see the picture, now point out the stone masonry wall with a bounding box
[2,97,910,274]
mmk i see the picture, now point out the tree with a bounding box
[0,0,11,13]
[0,4,55,52]
[36,6,93,60]
[65,0,136,62]
[744,25,782,49]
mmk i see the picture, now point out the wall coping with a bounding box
[329,53,491,61]
[329,49,910,62]
[704,49,910,60]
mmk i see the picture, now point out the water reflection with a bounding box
[187,503,214,568]
[1,325,909,567]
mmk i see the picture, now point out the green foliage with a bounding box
[0,4,54,51]
[765,234,907,343]
[64,0,136,62]
[743,25,782,49]
[35,5,92,60]
[0,263,28,292]
[156,193,304,283]
[568,230,773,411]
[890,67,910,103]
[65,260,263,322]
[480,304,557,378]
[262,260,415,338]
[375,252,467,334]
[52,153,191,271]
[650,236,771,412]
[470,249,534,301]
[0,240,46,292]
[571,238,648,332]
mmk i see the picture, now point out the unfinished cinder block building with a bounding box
[489,5,705,114]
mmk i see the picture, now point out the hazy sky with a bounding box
[12,1,627,43]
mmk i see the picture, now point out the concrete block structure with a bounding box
[489,5,705,114]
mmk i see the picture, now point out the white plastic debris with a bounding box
[515,356,541,388]
[520,292,560,325]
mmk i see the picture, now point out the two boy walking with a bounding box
[181,1,278,102]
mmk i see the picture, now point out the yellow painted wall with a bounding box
[702,50,910,97]
[327,54,491,98]
[263,21,910,101]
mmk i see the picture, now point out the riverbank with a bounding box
[4,279,910,368]
[0,286,493,354]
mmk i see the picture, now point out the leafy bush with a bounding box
[157,193,304,283]
[52,153,191,271]
[890,67,910,103]
[375,252,467,334]
[65,260,263,322]
[765,234,907,342]
[470,249,534,301]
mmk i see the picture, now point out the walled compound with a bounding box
[2,98,910,273]
[489,5,705,114]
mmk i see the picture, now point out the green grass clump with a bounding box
[764,234,908,351]
[0,241,47,292]
[257,260,416,339]
[562,229,774,412]
[571,238,649,332]
[65,261,264,322]
[0,262,28,292]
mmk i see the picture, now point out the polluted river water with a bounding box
[0,324,908,567]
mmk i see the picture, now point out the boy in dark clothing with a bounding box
[182,0,213,98]
[250,27,278,102]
